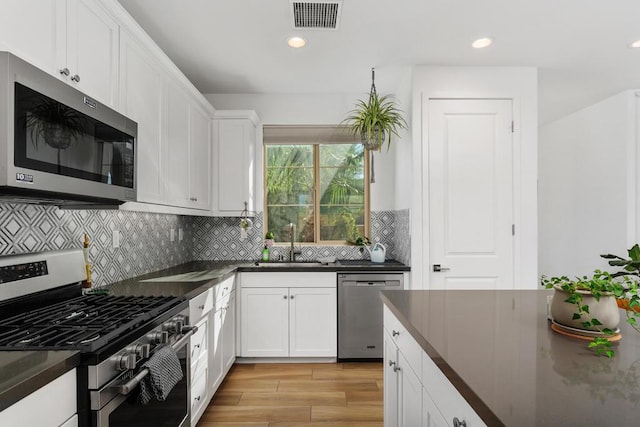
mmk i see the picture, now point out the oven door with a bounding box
[92,334,192,427]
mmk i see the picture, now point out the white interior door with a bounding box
[428,99,514,289]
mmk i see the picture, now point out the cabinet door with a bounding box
[422,388,448,427]
[289,287,337,357]
[66,0,119,108]
[222,292,236,372]
[209,305,224,392]
[0,0,60,75]
[213,118,255,215]
[189,105,211,210]
[165,81,191,207]
[384,331,399,427]
[240,287,289,357]
[119,31,165,204]
[399,351,422,427]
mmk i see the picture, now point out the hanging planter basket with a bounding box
[342,68,407,182]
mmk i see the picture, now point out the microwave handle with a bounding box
[117,326,198,395]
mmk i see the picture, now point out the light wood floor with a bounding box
[197,362,384,427]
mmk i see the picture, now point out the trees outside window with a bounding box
[265,142,368,243]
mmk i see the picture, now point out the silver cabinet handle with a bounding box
[392,330,400,337]
[388,360,396,367]
[71,74,80,83]
[198,304,205,309]
[59,68,70,76]
[433,264,450,272]
[194,395,201,402]
[393,365,401,372]
[283,295,288,299]
[290,295,295,299]
[453,417,466,427]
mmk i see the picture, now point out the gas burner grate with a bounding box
[0,294,186,351]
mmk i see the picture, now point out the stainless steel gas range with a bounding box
[0,249,195,427]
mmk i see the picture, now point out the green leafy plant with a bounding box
[342,92,407,151]
[542,270,640,358]
[265,231,275,240]
[601,244,640,278]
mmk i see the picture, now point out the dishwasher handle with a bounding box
[356,281,387,287]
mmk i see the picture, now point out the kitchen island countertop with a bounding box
[380,290,640,427]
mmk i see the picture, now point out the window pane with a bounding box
[265,140,366,244]
[267,205,315,242]
[319,205,365,241]
[266,145,313,167]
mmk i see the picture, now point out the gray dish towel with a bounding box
[138,344,183,404]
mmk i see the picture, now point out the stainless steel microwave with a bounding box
[0,52,137,206]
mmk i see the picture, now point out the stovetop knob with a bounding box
[127,343,151,359]
[148,330,169,344]
[116,353,137,371]
[164,318,184,334]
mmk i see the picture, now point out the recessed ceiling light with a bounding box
[472,37,493,49]
[630,39,640,48]
[287,36,306,48]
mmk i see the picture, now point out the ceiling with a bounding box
[118,0,640,124]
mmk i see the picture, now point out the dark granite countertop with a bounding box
[107,259,409,298]
[0,350,80,411]
[380,290,640,427]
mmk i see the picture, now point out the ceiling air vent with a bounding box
[291,1,342,30]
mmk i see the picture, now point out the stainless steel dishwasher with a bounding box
[338,272,404,359]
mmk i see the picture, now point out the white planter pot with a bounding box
[551,285,620,331]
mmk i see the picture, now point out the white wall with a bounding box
[205,92,407,211]
[411,66,539,289]
[393,68,413,210]
[539,90,637,277]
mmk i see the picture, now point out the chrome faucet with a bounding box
[288,222,302,262]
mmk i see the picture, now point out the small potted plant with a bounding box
[542,270,640,357]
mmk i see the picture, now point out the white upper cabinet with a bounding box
[119,30,166,205]
[166,81,192,207]
[189,105,212,210]
[0,0,119,108]
[63,0,119,108]
[212,111,260,216]
[0,1,60,75]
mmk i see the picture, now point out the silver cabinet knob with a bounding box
[392,330,400,337]
[194,395,201,402]
[453,417,466,427]
[71,74,80,83]
[290,295,295,299]
[59,68,70,76]
[388,360,396,367]
[198,304,205,309]
[283,295,288,299]
[393,365,401,372]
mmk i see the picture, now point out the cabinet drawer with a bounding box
[383,305,422,378]
[422,352,486,427]
[215,276,235,301]
[191,368,208,420]
[241,272,336,288]
[190,288,213,321]
[190,319,208,363]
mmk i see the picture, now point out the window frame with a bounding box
[263,126,370,245]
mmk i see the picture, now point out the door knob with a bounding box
[433,264,451,272]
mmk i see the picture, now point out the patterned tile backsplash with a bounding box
[0,203,411,289]
[191,210,411,265]
[0,203,191,288]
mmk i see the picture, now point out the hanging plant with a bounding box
[342,68,407,152]
[25,98,87,150]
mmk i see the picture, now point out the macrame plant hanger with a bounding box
[364,67,378,183]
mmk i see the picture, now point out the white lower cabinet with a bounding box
[384,330,422,427]
[239,272,337,358]
[0,368,77,427]
[383,305,487,427]
[189,289,212,426]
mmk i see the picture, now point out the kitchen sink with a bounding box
[254,262,327,267]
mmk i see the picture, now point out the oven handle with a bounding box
[117,326,198,395]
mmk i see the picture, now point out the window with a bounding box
[264,125,369,243]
